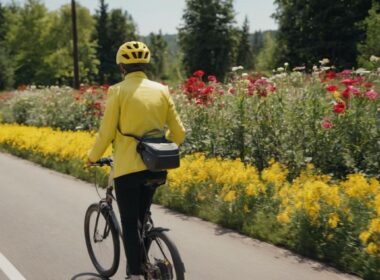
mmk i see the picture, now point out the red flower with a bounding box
[333,102,346,114]
[207,75,217,82]
[200,86,214,95]
[325,71,336,81]
[364,82,374,89]
[341,88,351,99]
[229,88,236,94]
[193,70,205,78]
[326,84,339,92]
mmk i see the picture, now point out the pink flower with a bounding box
[321,117,333,129]
[207,75,217,82]
[193,70,205,78]
[350,86,361,97]
[340,79,354,87]
[229,88,236,94]
[365,90,378,101]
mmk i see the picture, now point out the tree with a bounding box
[358,1,380,70]
[236,16,253,69]
[93,1,137,84]
[255,32,278,72]
[44,4,99,85]
[6,0,51,85]
[179,0,237,80]
[107,9,137,84]
[94,0,112,84]
[148,31,168,80]
[0,3,14,89]
[273,0,373,69]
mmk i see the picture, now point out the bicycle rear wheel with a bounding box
[145,230,185,280]
[84,203,120,278]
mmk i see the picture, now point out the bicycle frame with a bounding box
[90,159,174,278]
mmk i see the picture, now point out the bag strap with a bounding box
[116,90,165,141]
[118,124,165,142]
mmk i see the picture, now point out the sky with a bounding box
[11,0,278,35]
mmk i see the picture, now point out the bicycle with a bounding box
[84,157,185,279]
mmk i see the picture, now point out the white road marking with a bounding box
[0,252,26,280]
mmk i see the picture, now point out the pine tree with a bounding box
[236,16,253,70]
[94,0,112,84]
[107,9,137,84]
[179,0,236,80]
[273,0,372,69]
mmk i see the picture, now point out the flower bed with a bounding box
[1,67,378,179]
[0,124,379,278]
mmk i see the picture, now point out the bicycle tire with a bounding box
[147,230,185,280]
[84,203,120,278]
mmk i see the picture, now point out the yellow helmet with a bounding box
[116,41,151,64]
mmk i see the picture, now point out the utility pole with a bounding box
[71,0,80,89]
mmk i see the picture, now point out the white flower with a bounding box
[293,66,306,71]
[312,65,319,72]
[321,66,331,71]
[241,73,248,77]
[232,66,244,72]
[30,85,36,90]
[355,68,370,75]
[370,55,380,63]
[277,67,285,72]
[284,62,289,67]
[319,58,330,65]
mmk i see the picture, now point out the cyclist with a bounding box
[87,41,186,280]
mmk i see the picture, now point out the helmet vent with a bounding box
[133,43,139,48]
[132,52,138,59]
[122,54,130,59]
[144,52,149,59]
[126,45,132,49]
[138,51,143,58]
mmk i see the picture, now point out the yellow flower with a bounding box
[359,231,371,244]
[366,242,378,255]
[224,190,237,202]
[327,213,340,229]
[277,211,290,224]
[369,218,380,233]
[326,234,334,241]
[246,184,257,196]
[262,161,288,188]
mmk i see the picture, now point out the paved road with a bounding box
[0,152,361,280]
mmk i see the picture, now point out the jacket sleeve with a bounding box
[164,89,186,145]
[88,87,119,162]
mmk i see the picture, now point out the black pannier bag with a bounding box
[119,128,180,172]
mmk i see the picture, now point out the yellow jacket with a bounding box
[88,71,186,178]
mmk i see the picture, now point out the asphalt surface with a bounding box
[0,152,361,280]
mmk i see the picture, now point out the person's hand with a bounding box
[86,159,94,168]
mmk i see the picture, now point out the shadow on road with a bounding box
[70,272,109,280]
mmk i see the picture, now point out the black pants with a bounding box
[114,170,166,275]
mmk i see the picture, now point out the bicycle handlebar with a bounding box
[90,157,113,167]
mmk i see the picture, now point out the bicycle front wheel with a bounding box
[146,230,185,280]
[84,203,120,278]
